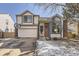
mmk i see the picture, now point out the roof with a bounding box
[51,14,62,19]
[16,10,39,16]
[39,17,50,23]
[20,10,34,15]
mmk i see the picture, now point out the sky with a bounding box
[0,3,63,23]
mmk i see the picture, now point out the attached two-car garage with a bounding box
[18,26,38,38]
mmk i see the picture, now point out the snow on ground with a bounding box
[1,38,79,56]
[0,38,36,56]
[36,40,79,56]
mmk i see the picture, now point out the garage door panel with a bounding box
[18,28,37,37]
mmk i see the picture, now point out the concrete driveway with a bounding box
[0,38,36,56]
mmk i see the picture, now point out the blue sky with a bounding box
[0,3,63,23]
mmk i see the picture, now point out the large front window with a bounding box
[23,15,32,23]
[52,17,61,34]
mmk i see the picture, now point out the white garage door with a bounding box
[18,28,37,38]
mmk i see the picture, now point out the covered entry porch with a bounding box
[39,20,50,40]
[38,15,63,40]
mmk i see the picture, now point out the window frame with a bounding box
[23,15,33,23]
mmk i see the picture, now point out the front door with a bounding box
[39,25,44,37]
[40,26,43,34]
[39,23,49,38]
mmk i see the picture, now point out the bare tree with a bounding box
[35,3,65,15]
[36,3,79,20]
[63,3,79,19]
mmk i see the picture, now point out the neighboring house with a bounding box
[0,14,15,32]
[16,11,39,38]
[67,19,79,38]
[16,10,79,39]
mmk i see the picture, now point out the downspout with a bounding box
[37,21,39,40]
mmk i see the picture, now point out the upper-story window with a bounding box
[23,15,33,23]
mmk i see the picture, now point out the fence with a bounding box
[68,32,77,38]
[0,32,15,38]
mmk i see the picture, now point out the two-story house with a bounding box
[16,11,39,39]
[16,10,79,39]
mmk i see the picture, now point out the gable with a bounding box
[23,12,33,15]
[21,11,34,16]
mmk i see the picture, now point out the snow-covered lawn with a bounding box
[36,40,79,56]
[1,38,79,56]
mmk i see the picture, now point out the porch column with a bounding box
[63,20,68,38]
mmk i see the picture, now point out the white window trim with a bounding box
[22,15,33,24]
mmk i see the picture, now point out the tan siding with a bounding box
[34,16,39,24]
[23,12,32,15]
[20,26,38,29]
[16,16,22,24]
